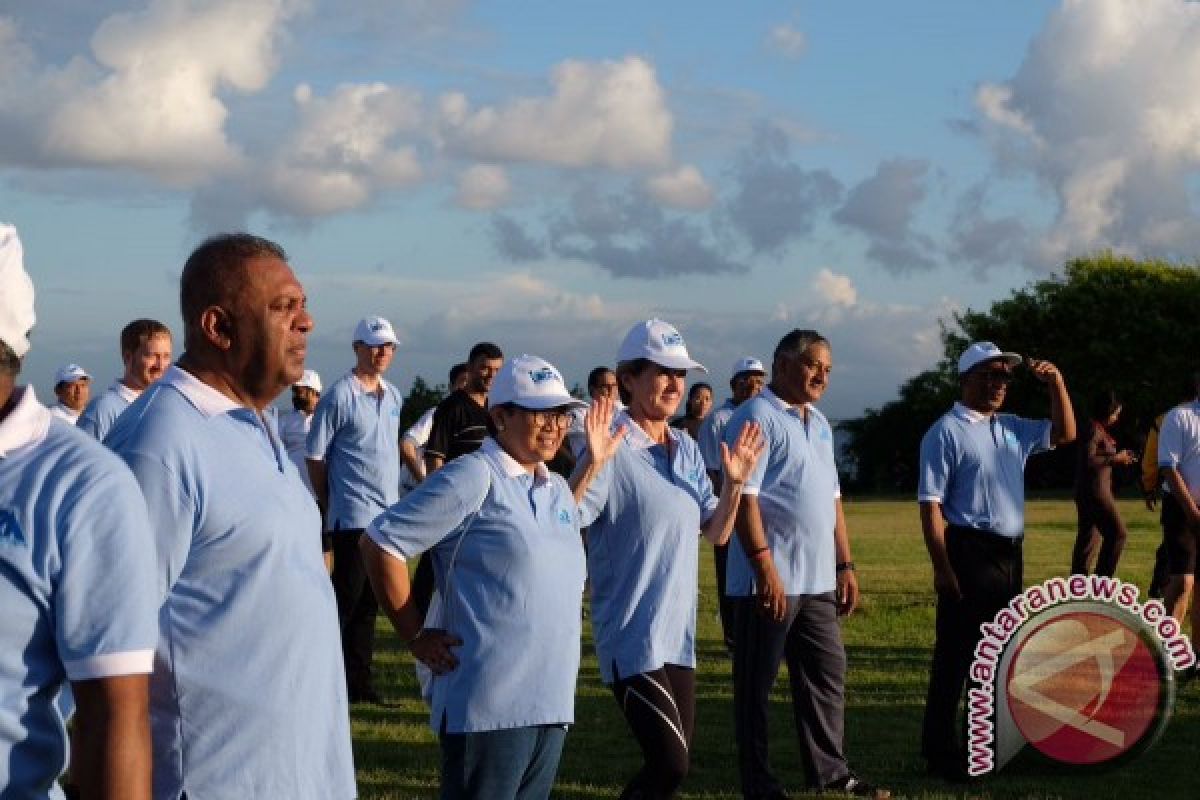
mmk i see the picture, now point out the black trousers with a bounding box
[920,526,1023,766]
[732,592,849,797]
[610,664,696,799]
[714,542,735,649]
[330,530,378,695]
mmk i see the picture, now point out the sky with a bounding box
[5,0,1200,420]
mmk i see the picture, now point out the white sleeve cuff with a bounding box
[366,525,408,562]
[304,452,325,462]
[918,494,943,503]
[64,649,154,681]
[741,486,761,497]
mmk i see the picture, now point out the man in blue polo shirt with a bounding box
[700,355,766,650]
[1,222,158,798]
[107,233,355,798]
[725,330,886,799]
[307,315,403,704]
[918,341,1074,780]
[78,318,172,441]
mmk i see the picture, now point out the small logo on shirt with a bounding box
[557,508,572,525]
[529,367,560,384]
[0,510,26,547]
[687,466,703,485]
[661,331,683,347]
[391,408,401,417]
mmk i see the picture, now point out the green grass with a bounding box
[353,496,1200,799]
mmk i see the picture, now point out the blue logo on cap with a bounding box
[557,508,572,525]
[529,367,559,384]
[661,331,683,347]
[370,322,386,332]
[0,510,25,547]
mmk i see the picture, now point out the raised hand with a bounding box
[585,395,626,466]
[721,420,765,484]
[1027,358,1062,385]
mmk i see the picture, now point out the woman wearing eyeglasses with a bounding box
[359,354,623,800]
[573,319,764,800]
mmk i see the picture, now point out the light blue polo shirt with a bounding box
[724,389,841,597]
[367,437,587,733]
[918,402,1052,538]
[0,386,156,797]
[306,371,402,531]
[77,380,138,442]
[1158,401,1200,502]
[107,366,355,800]
[698,398,736,473]
[578,411,718,684]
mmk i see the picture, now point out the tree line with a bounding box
[839,254,1200,492]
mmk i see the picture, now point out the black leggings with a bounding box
[1071,493,1128,577]
[610,664,696,800]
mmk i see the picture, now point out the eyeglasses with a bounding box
[973,369,1013,385]
[514,406,573,429]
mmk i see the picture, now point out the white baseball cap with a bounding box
[352,316,399,347]
[0,223,36,358]
[617,319,707,373]
[958,341,1022,375]
[731,356,766,378]
[489,354,587,411]
[293,369,322,392]
[54,364,90,385]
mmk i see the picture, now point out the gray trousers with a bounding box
[732,592,850,797]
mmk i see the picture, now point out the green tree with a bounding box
[841,253,1200,491]
[399,376,446,431]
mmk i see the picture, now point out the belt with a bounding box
[947,524,1023,551]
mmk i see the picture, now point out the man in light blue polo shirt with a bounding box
[107,233,355,799]
[307,315,403,704]
[0,222,158,798]
[917,341,1074,780]
[725,329,885,799]
[699,355,766,650]
[78,318,172,441]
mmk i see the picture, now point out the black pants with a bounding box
[1070,493,1127,577]
[330,530,378,696]
[921,527,1023,767]
[733,592,849,797]
[714,542,735,649]
[610,664,696,800]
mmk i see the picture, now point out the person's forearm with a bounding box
[306,459,329,518]
[736,495,770,556]
[400,439,425,482]
[568,451,604,505]
[1048,375,1076,445]
[920,502,953,575]
[700,475,745,545]
[71,675,151,800]
[424,452,445,476]
[833,498,852,564]
[360,536,424,640]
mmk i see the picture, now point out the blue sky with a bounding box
[5,0,1198,418]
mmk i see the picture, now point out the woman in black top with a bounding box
[1071,390,1136,577]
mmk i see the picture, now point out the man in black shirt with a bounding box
[423,341,503,473]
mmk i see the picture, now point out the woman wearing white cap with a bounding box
[572,319,765,799]
[359,354,623,800]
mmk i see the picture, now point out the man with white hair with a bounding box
[50,363,91,424]
[0,223,158,797]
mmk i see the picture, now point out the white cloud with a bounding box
[644,165,714,210]
[813,268,857,307]
[0,0,306,185]
[437,56,673,170]
[974,0,1200,265]
[766,22,807,59]
[456,164,510,210]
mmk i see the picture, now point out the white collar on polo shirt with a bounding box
[161,365,240,418]
[951,402,989,425]
[760,386,811,417]
[0,386,52,458]
[615,408,680,451]
[111,380,140,403]
[479,436,550,485]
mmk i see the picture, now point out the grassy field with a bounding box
[351,496,1199,799]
